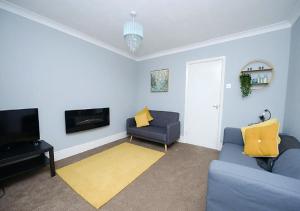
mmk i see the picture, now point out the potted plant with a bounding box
[240,73,252,97]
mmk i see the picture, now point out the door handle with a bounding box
[212,105,219,109]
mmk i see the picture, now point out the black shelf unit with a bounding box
[0,140,55,183]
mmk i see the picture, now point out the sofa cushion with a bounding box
[127,126,166,141]
[243,123,279,157]
[134,112,149,128]
[149,110,179,127]
[220,143,262,170]
[241,119,281,144]
[136,106,154,121]
[272,149,300,180]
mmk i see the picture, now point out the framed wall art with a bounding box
[151,69,169,92]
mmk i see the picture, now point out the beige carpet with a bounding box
[0,138,218,211]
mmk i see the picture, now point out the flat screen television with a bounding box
[65,108,109,134]
[0,108,40,147]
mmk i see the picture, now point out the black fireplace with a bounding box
[65,108,109,134]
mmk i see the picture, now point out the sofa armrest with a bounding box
[126,117,136,129]
[166,121,180,144]
[223,127,243,146]
[206,160,300,211]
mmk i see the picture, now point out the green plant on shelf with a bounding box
[240,73,252,97]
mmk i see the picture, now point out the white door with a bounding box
[184,57,224,150]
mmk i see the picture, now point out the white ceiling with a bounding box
[3,0,300,59]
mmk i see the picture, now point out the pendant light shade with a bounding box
[123,11,143,53]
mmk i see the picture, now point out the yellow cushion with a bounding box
[134,112,149,128]
[241,119,281,144]
[136,106,154,121]
[244,123,279,157]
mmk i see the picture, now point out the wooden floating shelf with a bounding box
[240,60,274,94]
[241,68,273,73]
[251,83,269,86]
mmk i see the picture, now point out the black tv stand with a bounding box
[0,140,55,183]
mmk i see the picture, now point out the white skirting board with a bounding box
[48,133,186,161]
[51,131,127,161]
[179,135,185,142]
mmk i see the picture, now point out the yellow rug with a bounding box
[57,142,165,208]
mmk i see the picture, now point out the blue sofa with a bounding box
[206,127,300,211]
[126,110,180,151]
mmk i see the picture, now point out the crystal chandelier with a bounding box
[123,11,143,53]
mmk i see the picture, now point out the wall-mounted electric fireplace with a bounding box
[65,108,109,134]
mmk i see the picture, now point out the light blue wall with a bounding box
[0,8,293,150]
[0,9,137,150]
[284,17,300,139]
[136,29,291,136]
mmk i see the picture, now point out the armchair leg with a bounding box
[129,136,133,142]
[164,144,167,152]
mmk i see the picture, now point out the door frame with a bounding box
[184,56,226,150]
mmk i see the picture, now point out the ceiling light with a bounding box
[123,11,143,53]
